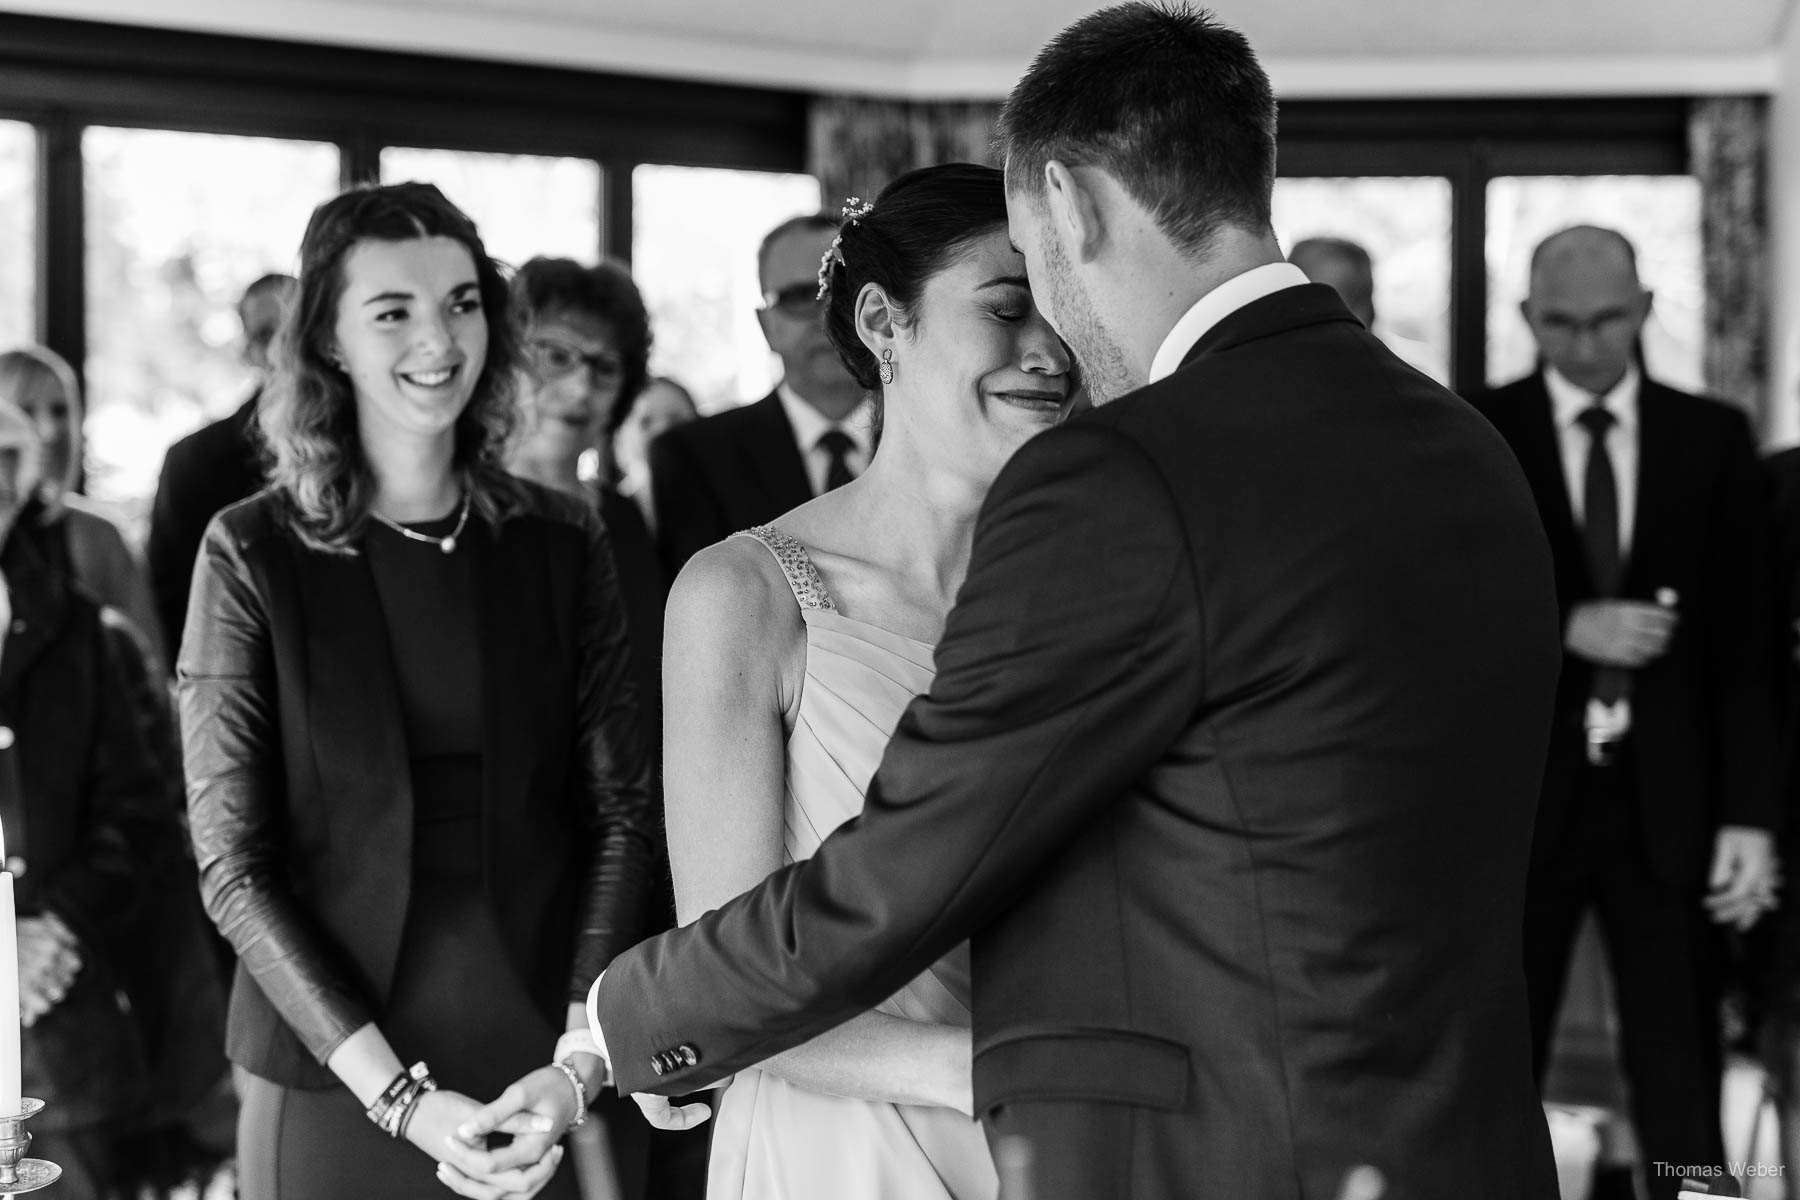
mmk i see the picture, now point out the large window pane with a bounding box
[0,121,35,349]
[381,147,601,268]
[1273,176,1452,383]
[633,164,821,413]
[1487,175,1703,391]
[85,128,340,530]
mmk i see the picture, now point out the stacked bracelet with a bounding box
[366,1062,437,1139]
[553,1058,588,1133]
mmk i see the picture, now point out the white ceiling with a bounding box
[6,0,1796,96]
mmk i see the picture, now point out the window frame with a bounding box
[0,15,1696,404]
[1277,98,1690,393]
[0,10,808,383]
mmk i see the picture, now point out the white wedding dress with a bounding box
[703,525,998,1200]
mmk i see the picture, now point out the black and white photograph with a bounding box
[0,1,1799,1197]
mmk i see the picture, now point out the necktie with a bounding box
[818,429,856,493]
[1576,403,1627,705]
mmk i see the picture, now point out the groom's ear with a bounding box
[1043,160,1103,263]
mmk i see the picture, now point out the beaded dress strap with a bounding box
[734,526,838,613]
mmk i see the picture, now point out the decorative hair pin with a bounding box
[816,197,876,300]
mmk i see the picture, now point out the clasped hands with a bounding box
[422,1055,712,1199]
[406,1065,580,1200]
[19,914,82,1027]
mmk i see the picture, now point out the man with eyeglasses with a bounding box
[1471,224,1779,1198]
[648,213,871,572]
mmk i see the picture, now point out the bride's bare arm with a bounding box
[662,541,973,1115]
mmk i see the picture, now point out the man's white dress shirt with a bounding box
[777,384,873,495]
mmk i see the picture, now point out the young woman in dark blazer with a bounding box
[178,182,657,1200]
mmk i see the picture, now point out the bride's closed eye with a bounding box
[980,289,1031,323]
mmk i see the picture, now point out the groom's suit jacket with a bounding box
[595,285,1563,1199]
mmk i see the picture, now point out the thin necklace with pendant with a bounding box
[369,490,472,554]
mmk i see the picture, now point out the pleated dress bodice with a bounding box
[702,525,995,1200]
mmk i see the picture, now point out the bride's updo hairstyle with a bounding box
[819,162,1007,395]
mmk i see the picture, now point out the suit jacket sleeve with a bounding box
[1706,409,1781,830]
[147,441,208,665]
[594,422,1204,1095]
[648,430,726,575]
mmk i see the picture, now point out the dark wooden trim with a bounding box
[603,165,635,264]
[35,114,83,380]
[1450,153,1491,395]
[0,12,808,173]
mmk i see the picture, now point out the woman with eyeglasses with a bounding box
[179,184,657,1200]
[508,258,667,732]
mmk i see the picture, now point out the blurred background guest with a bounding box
[508,256,665,714]
[614,376,697,532]
[1471,224,1781,1200]
[147,272,296,667]
[649,213,869,572]
[0,397,184,1200]
[180,183,657,1200]
[1288,236,1444,382]
[0,345,163,672]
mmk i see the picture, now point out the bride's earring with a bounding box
[878,348,895,386]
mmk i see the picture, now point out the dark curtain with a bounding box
[808,96,1002,209]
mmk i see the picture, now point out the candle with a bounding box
[0,817,20,1114]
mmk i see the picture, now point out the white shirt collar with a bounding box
[1148,262,1312,384]
[776,382,873,456]
[1544,362,1640,433]
[0,570,10,673]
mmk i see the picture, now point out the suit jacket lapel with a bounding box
[1508,374,1593,598]
[299,541,413,996]
[1625,383,1679,595]
[743,391,815,510]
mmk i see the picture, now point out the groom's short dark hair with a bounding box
[997,3,1276,256]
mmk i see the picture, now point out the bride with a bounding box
[664,162,1072,1200]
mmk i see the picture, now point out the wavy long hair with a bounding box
[260,182,523,553]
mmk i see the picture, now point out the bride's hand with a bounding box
[451,1067,581,1175]
[424,1088,564,1200]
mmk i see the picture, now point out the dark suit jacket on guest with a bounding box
[647,390,813,573]
[180,484,657,1088]
[595,286,1563,1199]
[1471,373,1780,885]
[148,393,266,662]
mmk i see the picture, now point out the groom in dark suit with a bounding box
[555,8,1563,1197]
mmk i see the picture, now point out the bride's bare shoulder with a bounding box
[666,532,805,649]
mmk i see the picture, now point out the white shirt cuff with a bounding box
[583,971,614,1089]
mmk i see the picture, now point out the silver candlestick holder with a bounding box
[0,1099,59,1194]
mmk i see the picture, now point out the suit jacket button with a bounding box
[4,857,22,877]
[0,727,14,750]
[678,1045,698,1068]
[649,1055,665,1077]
